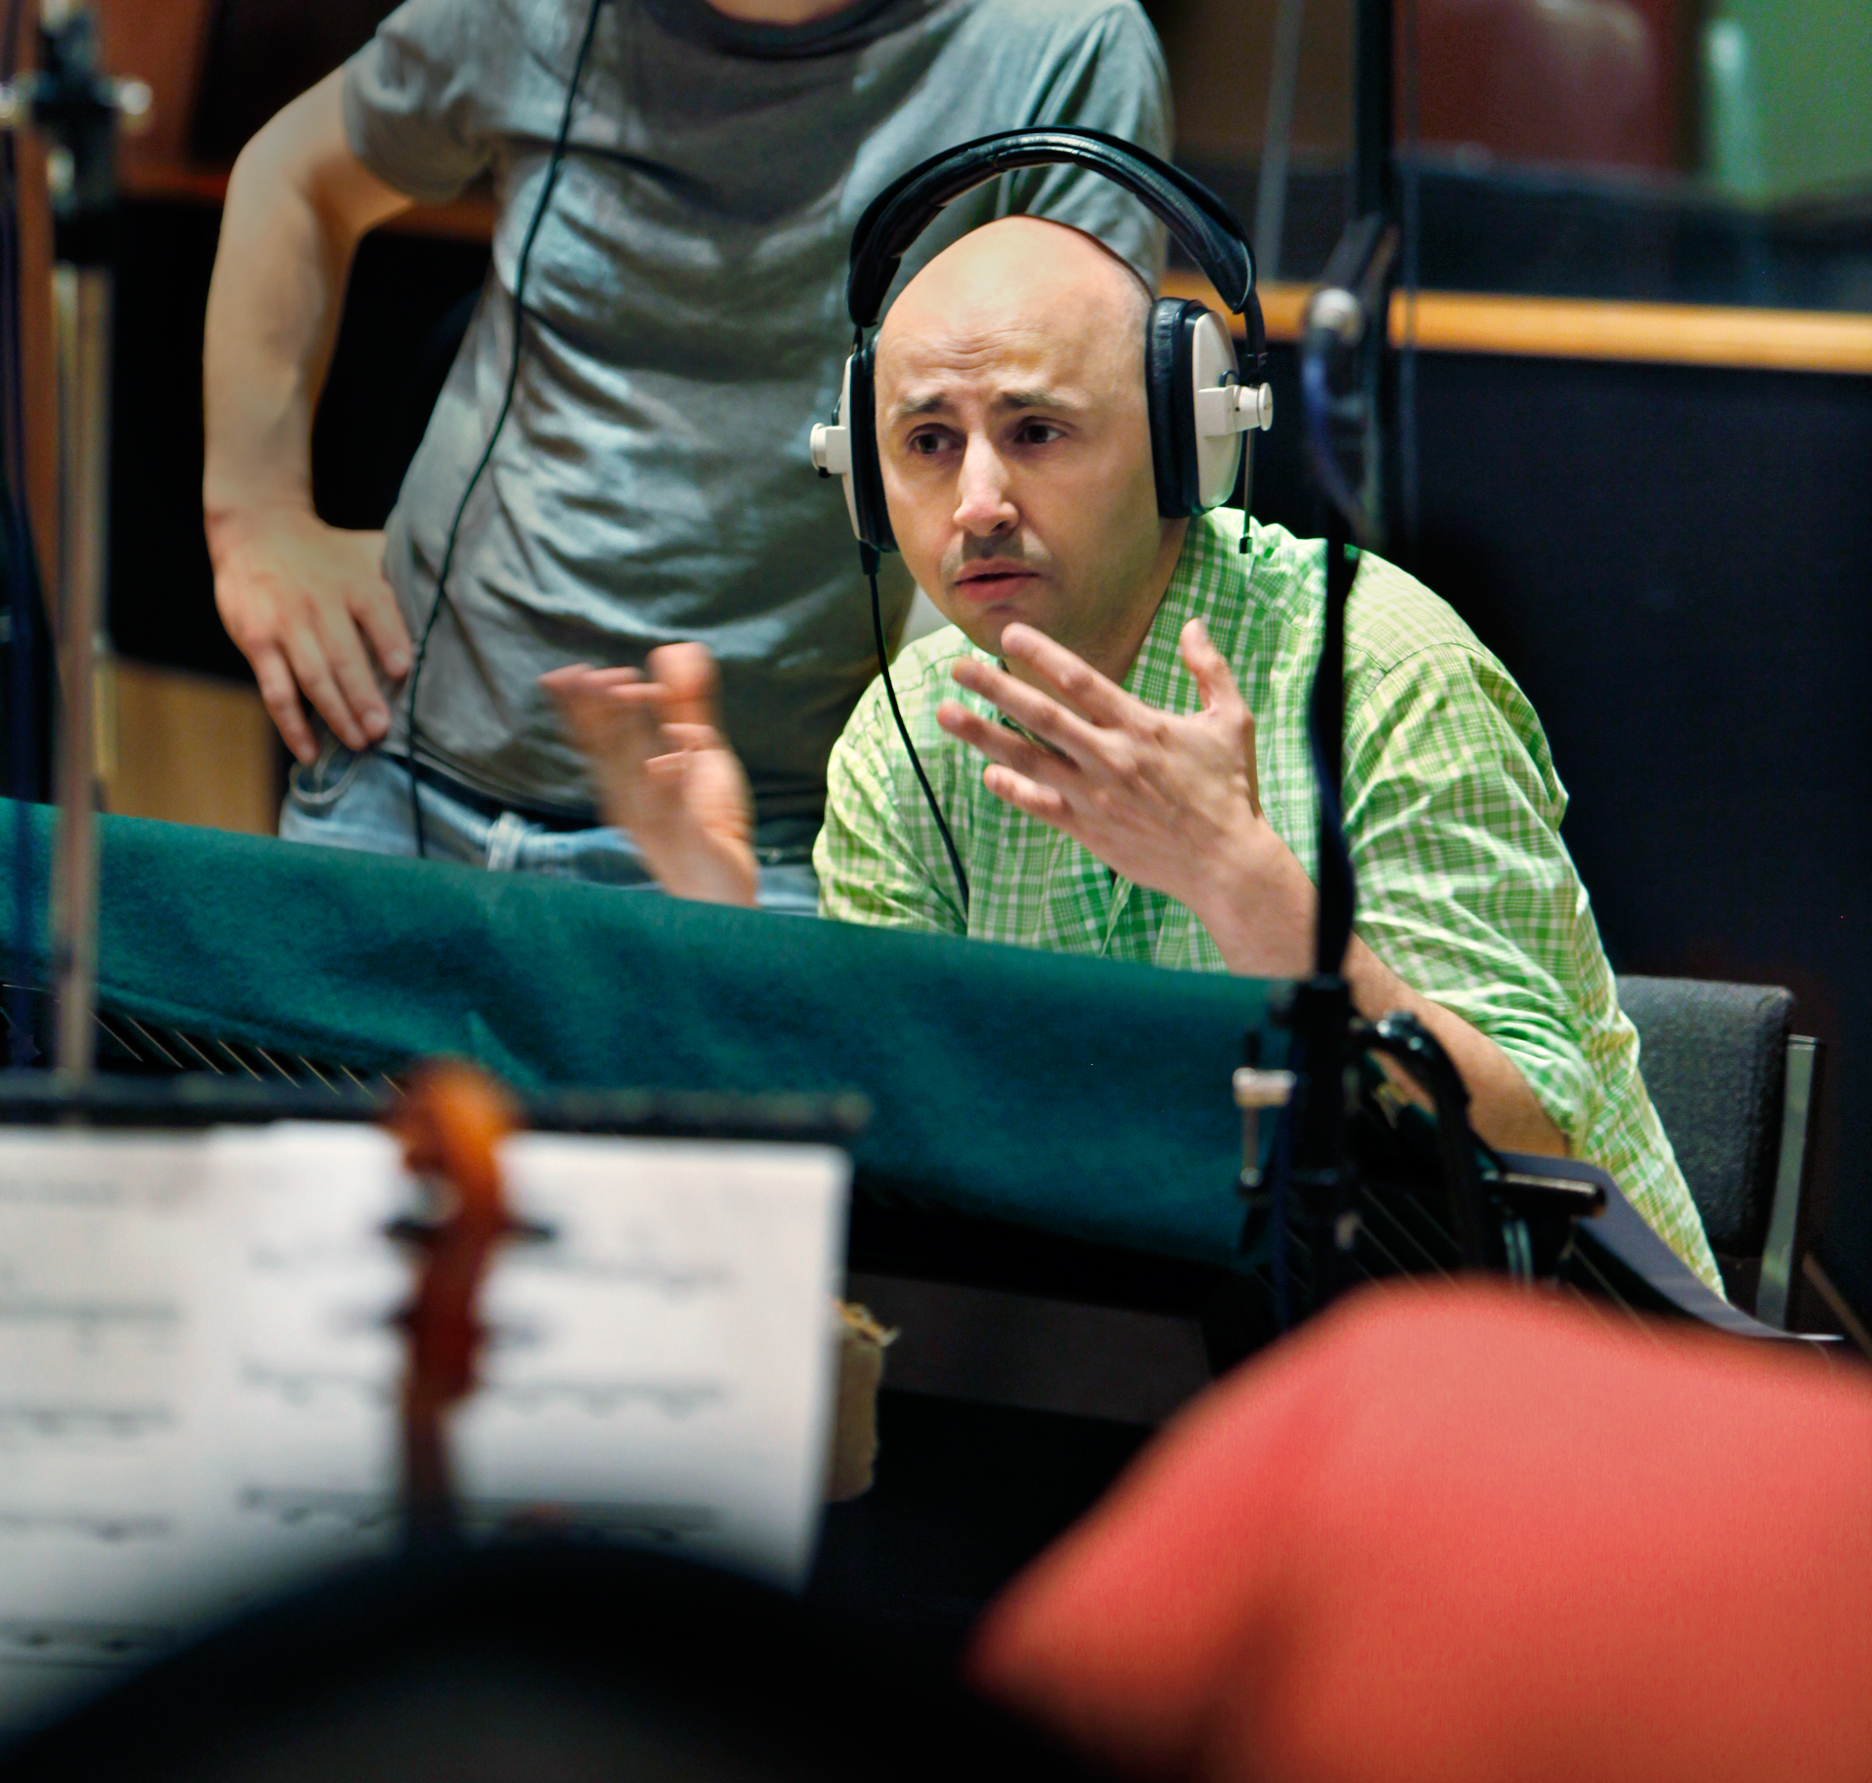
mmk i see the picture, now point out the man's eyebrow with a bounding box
[889,387,1079,421]
[992,388,1072,412]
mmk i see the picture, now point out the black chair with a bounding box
[1615,975,1822,1325]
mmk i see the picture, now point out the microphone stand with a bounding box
[1279,215,1396,1313]
[1240,216,1506,1322]
[0,2,147,1080]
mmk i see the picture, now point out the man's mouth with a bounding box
[953,563,1039,598]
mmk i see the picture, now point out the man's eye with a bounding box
[1015,420,1062,445]
[906,431,948,456]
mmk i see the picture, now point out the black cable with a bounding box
[865,553,968,919]
[1307,526,1356,976]
[401,0,606,856]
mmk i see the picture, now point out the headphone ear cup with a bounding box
[848,341,896,555]
[1188,309,1245,510]
[1145,298,1204,518]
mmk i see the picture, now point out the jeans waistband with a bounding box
[402,755,822,857]
[402,757,600,833]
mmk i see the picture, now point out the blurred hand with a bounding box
[542,643,758,906]
[208,507,411,764]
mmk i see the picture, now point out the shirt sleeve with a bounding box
[1342,642,1603,1149]
[341,0,505,204]
[815,683,967,936]
[1002,3,1174,286]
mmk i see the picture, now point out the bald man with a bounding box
[547,217,1721,1290]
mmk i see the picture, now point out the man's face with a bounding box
[872,237,1180,675]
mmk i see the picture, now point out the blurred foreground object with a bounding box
[0,1085,851,1727]
[0,1542,1109,1783]
[972,1283,1872,1783]
[828,1301,895,1503]
[388,1061,521,1539]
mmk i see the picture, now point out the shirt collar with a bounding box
[974,509,1257,729]
[1119,510,1255,719]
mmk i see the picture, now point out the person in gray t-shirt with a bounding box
[202,0,1169,886]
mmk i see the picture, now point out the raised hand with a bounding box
[937,617,1312,939]
[208,507,410,764]
[541,643,758,906]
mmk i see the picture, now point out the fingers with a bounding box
[540,667,608,754]
[648,642,719,728]
[658,720,727,755]
[1180,618,1262,813]
[251,644,319,765]
[212,517,418,759]
[996,624,1136,726]
[280,621,378,752]
[545,669,661,762]
[541,662,645,702]
[937,699,1077,790]
[980,763,1072,826]
[947,657,1103,763]
[323,625,395,744]
[1180,618,1242,714]
[541,664,651,726]
[328,528,412,682]
[353,581,412,682]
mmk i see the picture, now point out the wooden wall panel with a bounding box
[95,0,218,169]
[107,659,277,834]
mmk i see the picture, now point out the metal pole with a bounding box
[0,2,145,1080]
[1253,0,1308,286]
[49,258,105,1076]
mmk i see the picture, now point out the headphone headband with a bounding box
[846,127,1256,328]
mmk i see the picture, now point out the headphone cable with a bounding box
[865,548,969,919]
[400,0,606,857]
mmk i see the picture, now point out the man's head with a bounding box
[873,217,1186,678]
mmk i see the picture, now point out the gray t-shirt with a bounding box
[343,0,1170,827]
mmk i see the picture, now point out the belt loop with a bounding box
[485,811,532,873]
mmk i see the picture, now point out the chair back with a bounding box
[1615,975,1793,1265]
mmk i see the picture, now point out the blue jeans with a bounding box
[277,742,822,916]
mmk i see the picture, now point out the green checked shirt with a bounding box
[815,507,1721,1291]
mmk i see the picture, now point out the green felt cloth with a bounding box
[0,802,1273,1266]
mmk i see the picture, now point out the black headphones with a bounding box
[808,127,1273,552]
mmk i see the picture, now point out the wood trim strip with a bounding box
[1163,272,1872,377]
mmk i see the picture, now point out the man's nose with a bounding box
[952,436,1018,537]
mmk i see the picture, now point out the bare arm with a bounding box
[202,69,414,763]
[939,620,1568,1158]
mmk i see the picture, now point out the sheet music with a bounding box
[0,1123,848,1731]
